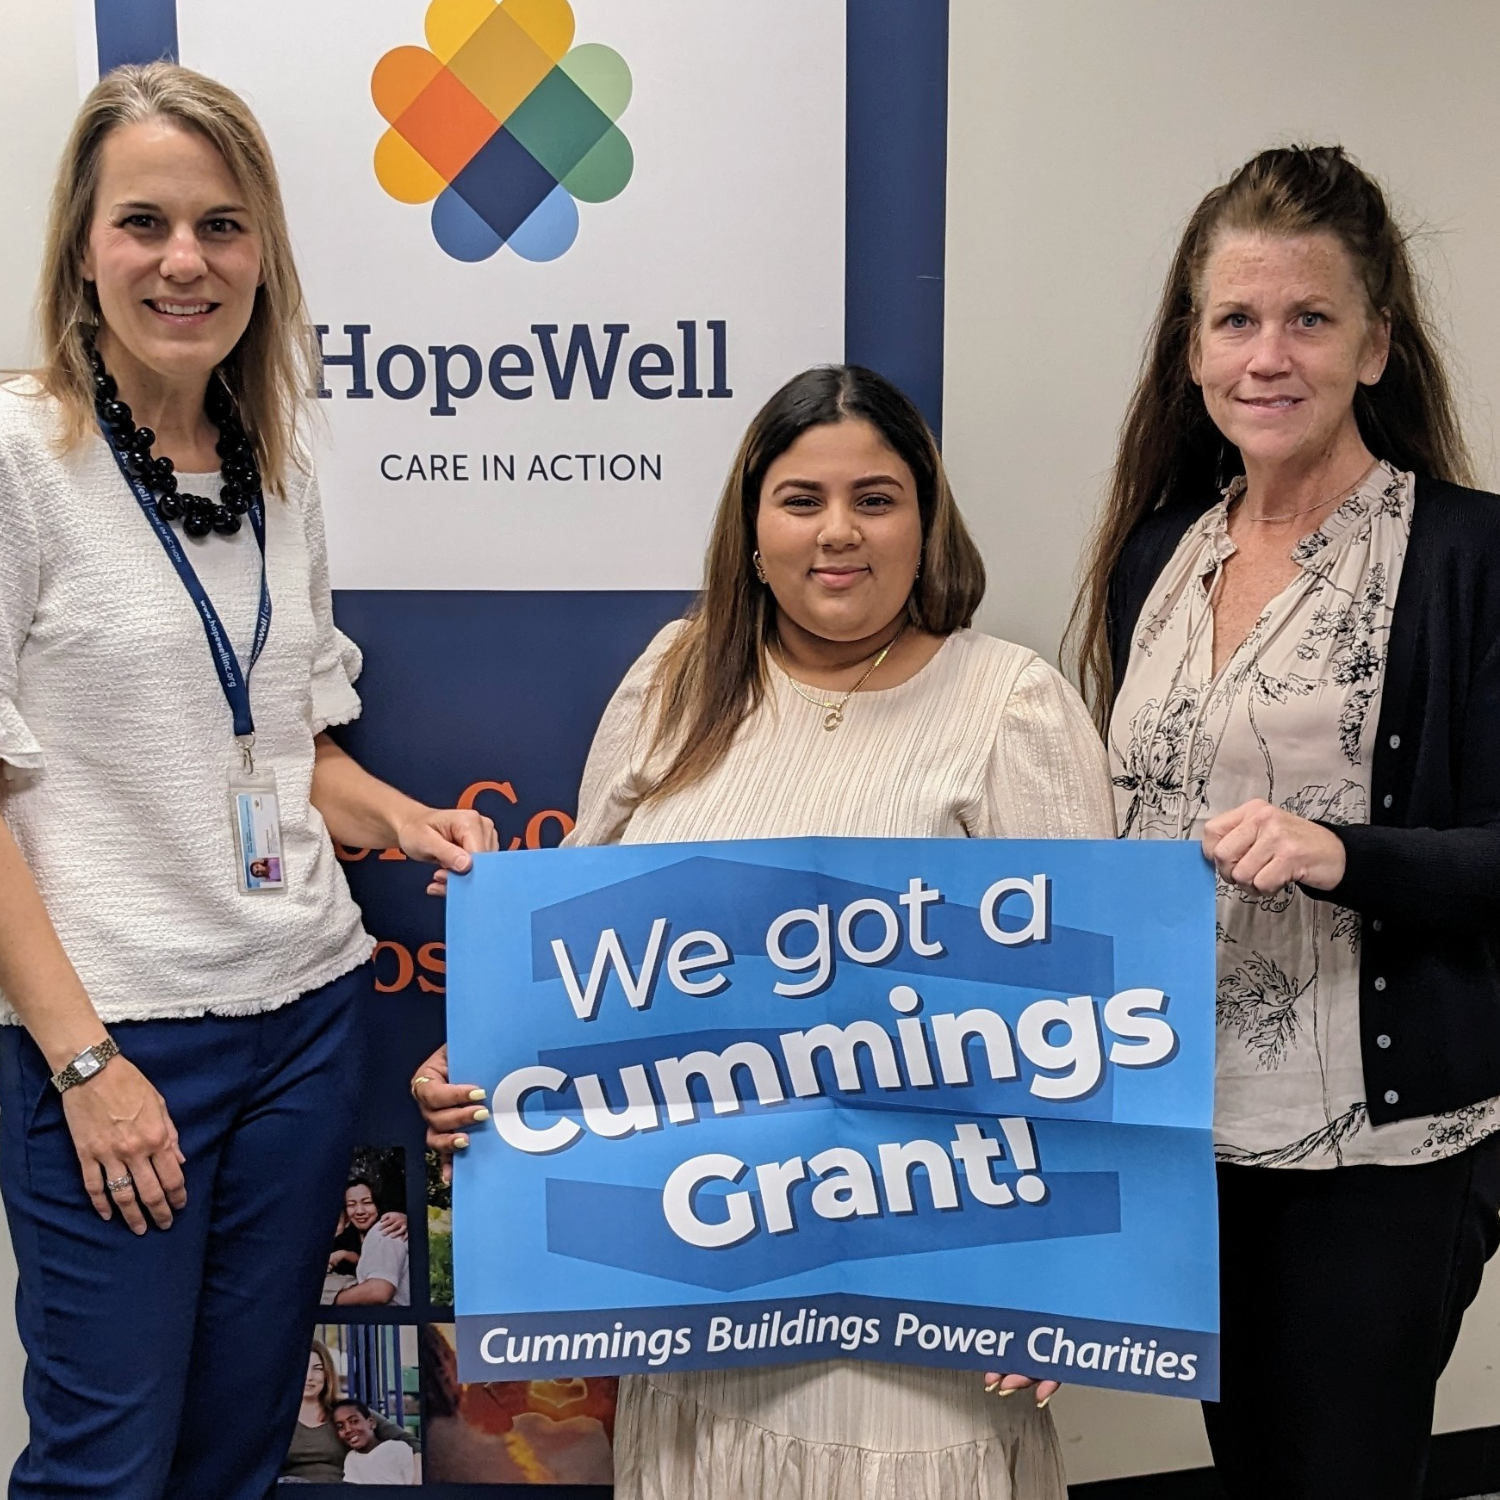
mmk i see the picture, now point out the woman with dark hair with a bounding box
[413,365,1116,1498]
[331,1174,410,1307]
[1071,145,1500,1500]
[325,1168,407,1298]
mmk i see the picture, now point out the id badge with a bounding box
[229,766,287,894]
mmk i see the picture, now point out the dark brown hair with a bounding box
[642,364,986,802]
[1068,144,1472,726]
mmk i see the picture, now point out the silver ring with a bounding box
[105,1174,134,1194]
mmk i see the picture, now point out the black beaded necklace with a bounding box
[89,346,263,539]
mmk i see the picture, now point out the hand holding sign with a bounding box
[411,1045,486,1180]
[1202,799,1347,895]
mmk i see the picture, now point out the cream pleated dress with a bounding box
[566,624,1116,1500]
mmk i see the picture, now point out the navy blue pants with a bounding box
[0,965,368,1500]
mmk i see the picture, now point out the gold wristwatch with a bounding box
[50,1037,120,1093]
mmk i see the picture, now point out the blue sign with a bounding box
[448,838,1219,1399]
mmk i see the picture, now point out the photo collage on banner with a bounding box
[84,0,946,1489]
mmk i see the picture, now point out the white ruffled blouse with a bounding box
[569,623,1116,1500]
[0,379,372,1023]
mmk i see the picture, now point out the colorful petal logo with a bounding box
[372,0,633,262]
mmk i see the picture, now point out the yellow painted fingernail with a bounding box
[1037,1395,1052,1409]
[453,1134,470,1148]
[997,1386,1017,1398]
[983,1378,1002,1394]
[472,1107,490,1122]
[468,1089,487,1101]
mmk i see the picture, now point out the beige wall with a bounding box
[0,0,76,371]
[949,0,1500,663]
[2,0,1499,1487]
[0,0,76,1465]
[943,0,1500,1482]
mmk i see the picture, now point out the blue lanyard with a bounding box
[101,422,272,748]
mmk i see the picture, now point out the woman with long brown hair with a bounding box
[414,364,1115,1499]
[0,62,494,1499]
[1072,145,1500,1499]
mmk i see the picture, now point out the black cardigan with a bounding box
[1106,477,1500,1126]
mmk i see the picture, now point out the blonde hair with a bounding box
[307,1338,342,1415]
[37,61,315,494]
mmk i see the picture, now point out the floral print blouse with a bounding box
[1110,463,1499,1167]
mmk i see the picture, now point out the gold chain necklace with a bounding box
[781,624,907,731]
[1236,460,1378,524]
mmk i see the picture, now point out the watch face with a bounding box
[75,1051,103,1080]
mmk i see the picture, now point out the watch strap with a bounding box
[50,1036,120,1093]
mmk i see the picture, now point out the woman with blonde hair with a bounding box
[281,1339,416,1483]
[413,364,1116,1499]
[281,1341,345,1484]
[0,62,495,1498]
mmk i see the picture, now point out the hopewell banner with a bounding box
[84,3,952,1481]
[448,838,1220,1400]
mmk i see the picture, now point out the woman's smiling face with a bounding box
[755,418,923,645]
[344,1183,378,1232]
[81,117,262,390]
[1191,230,1388,476]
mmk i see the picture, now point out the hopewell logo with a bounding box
[372,0,632,263]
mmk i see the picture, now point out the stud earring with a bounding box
[753,550,767,584]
